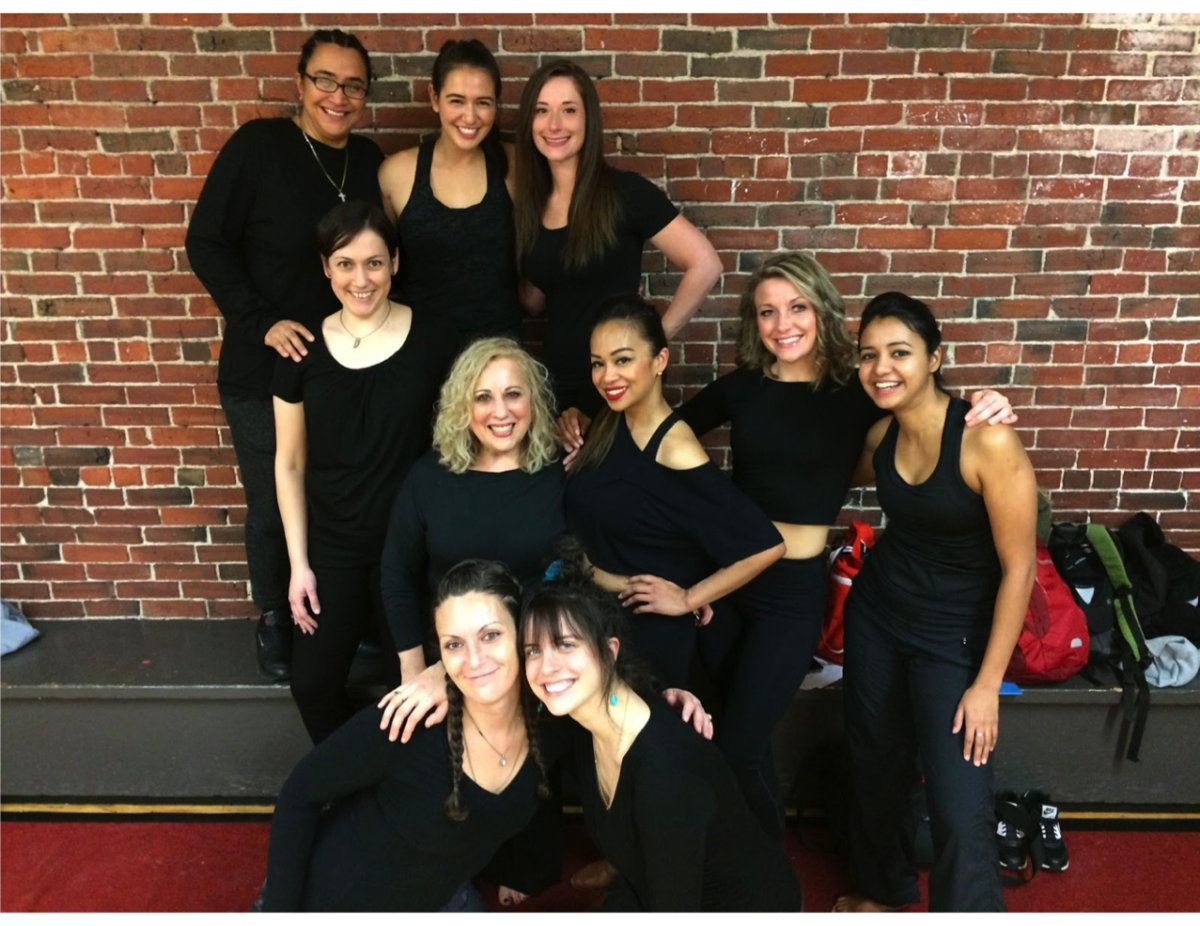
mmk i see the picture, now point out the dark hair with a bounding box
[569,293,669,478]
[432,559,551,822]
[297,28,373,87]
[858,291,949,394]
[429,39,508,177]
[514,58,620,271]
[521,537,659,705]
[315,201,397,258]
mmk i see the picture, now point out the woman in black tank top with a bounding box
[833,293,1038,913]
[378,40,521,340]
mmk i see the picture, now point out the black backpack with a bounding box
[1047,522,1152,761]
[1117,512,1200,648]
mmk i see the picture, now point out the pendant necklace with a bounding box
[339,301,391,349]
[299,123,349,202]
[595,690,631,809]
[465,708,515,767]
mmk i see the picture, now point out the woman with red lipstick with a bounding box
[187,29,385,683]
[833,292,1036,913]
[565,294,785,691]
[513,58,722,416]
[273,202,460,745]
[379,40,522,341]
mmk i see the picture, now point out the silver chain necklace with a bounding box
[298,124,349,202]
[465,707,517,767]
[339,301,391,348]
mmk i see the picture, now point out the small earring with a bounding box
[537,702,544,714]
[609,693,618,706]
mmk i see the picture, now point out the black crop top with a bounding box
[564,411,783,595]
[677,368,887,525]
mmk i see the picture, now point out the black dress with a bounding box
[521,169,679,414]
[396,137,522,341]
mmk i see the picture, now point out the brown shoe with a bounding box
[570,859,618,891]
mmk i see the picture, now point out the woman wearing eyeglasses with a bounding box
[186,29,385,684]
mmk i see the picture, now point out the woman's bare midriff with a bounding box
[775,522,833,560]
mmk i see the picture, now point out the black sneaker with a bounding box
[256,608,292,683]
[1024,790,1069,872]
[994,790,1028,871]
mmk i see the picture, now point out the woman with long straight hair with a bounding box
[513,58,721,416]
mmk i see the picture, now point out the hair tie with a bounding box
[543,559,563,581]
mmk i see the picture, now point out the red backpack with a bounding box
[1005,540,1090,684]
[818,521,874,665]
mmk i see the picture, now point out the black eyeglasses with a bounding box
[303,72,368,100]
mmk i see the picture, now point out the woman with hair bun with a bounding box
[379,39,522,341]
[187,28,386,682]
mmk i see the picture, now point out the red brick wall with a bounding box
[2,13,1198,620]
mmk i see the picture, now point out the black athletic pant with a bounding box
[697,555,827,842]
[291,562,402,745]
[627,611,695,691]
[842,584,1004,912]
[220,393,289,612]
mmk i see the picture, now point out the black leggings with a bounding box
[626,611,696,691]
[290,562,402,745]
[698,555,827,841]
[842,583,1003,912]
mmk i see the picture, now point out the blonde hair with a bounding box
[432,338,559,475]
[735,251,857,390]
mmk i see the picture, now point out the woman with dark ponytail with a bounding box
[261,560,554,911]
[379,39,522,341]
[522,544,803,911]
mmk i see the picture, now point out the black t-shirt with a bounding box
[264,704,567,911]
[186,118,385,398]
[271,313,461,567]
[521,168,679,415]
[576,701,803,912]
[381,451,567,652]
[678,368,888,525]
[565,413,782,596]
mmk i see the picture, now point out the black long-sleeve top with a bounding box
[577,700,803,911]
[264,704,564,911]
[185,118,384,398]
[677,368,888,526]
[381,451,567,652]
[271,314,461,568]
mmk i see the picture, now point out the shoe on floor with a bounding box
[256,608,292,683]
[994,790,1028,871]
[1023,789,1069,871]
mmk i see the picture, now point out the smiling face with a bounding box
[857,315,942,412]
[755,276,819,378]
[430,66,498,152]
[469,357,532,466]
[437,591,520,708]
[590,321,667,412]
[531,75,586,164]
[524,615,618,718]
[321,229,398,319]
[295,42,369,147]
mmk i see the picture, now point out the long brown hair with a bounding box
[513,59,620,271]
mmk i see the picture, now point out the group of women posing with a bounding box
[187,27,1038,913]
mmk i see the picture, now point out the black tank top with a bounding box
[860,396,1001,624]
[396,137,522,340]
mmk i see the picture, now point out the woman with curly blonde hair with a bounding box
[378,338,566,744]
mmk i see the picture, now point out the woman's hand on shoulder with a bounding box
[964,389,1018,427]
[265,320,314,362]
[377,661,449,743]
[654,420,709,470]
[662,688,715,740]
[557,407,591,455]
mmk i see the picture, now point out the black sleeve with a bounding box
[614,169,680,240]
[270,351,306,404]
[676,372,734,438]
[631,765,716,911]
[263,707,394,911]
[380,458,432,653]
[185,122,283,347]
[670,464,783,568]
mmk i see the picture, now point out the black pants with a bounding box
[698,555,827,841]
[842,584,1004,912]
[220,393,289,612]
[291,562,402,745]
[627,611,695,691]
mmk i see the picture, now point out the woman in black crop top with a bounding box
[513,59,721,415]
[834,293,1037,913]
[521,550,803,912]
[273,202,460,745]
[378,40,521,341]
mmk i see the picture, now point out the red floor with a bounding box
[1,818,1197,912]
